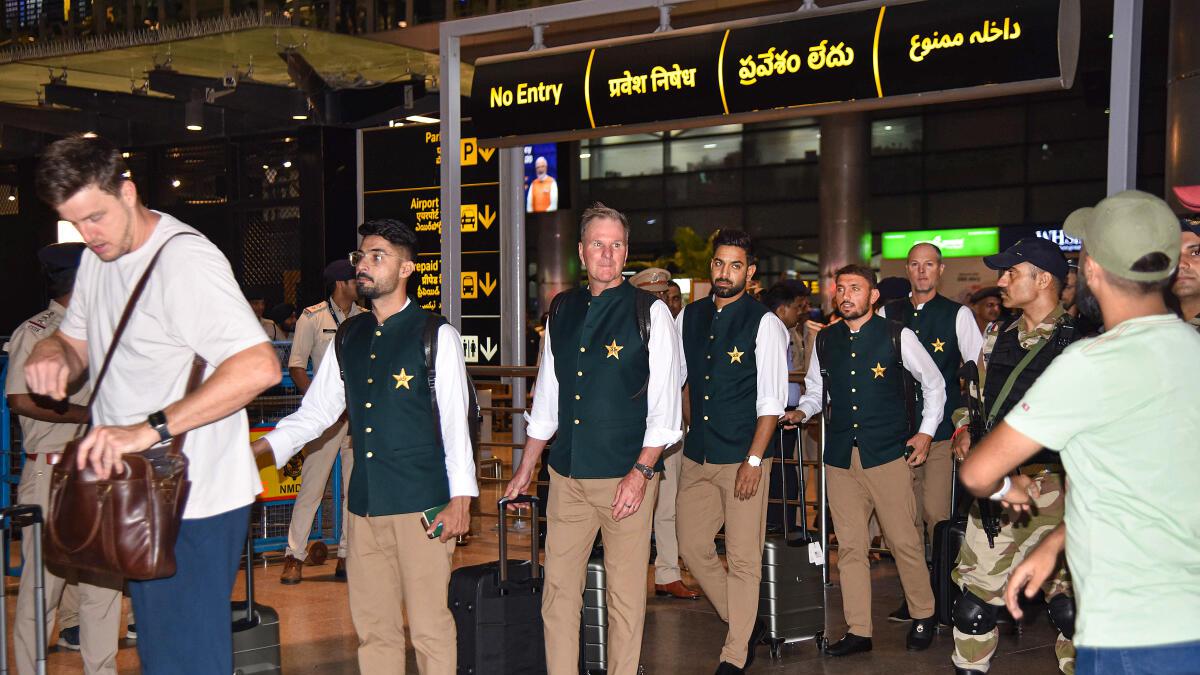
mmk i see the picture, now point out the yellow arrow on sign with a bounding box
[479,272,498,297]
[479,205,497,230]
[478,147,496,163]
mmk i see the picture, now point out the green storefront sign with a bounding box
[881,227,1000,259]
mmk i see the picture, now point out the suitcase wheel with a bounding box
[769,638,784,660]
[814,631,827,652]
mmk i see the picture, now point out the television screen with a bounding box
[524,143,562,213]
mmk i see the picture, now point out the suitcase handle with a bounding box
[496,495,541,586]
[1,505,47,675]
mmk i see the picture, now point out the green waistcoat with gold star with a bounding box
[681,294,773,464]
[887,294,962,441]
[822,314,910,469]
[548,282,660,479]
[340,303,450,516]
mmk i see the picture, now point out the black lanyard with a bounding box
[328,298,343,327]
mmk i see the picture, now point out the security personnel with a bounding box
[949,237,1079,675]
[278,259,363,584]
[676,229,787,674]
[254,219,477,674]
[503,203,682,675]
[5,244,124,675]
[630,266,702,601]
[880,243,985,621]
[795,264,945,657]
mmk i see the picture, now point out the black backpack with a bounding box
[334,312,484,452]
[815,313,917,436]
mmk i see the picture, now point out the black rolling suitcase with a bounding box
[931,457,967,626]
[450,495,547,675]
[758,426,827,659]
[233,531,282,674]
[1,505,47,675]
[580,553,607,674]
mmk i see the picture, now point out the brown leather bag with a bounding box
[44,233,204,580]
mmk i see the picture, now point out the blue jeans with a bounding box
[1077,640,1200,675]
[129,505,251,674]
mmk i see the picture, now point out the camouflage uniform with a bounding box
[951,306,1075,675]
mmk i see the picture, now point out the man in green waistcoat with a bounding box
[503,203,683,675]
[795,264,946,657]
[675,229,788,674]
[880,242,984,621]
[254,219,478,674]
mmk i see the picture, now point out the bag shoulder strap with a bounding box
[334,312,373,381]
[633,288,655,346]
[424,313,449,444]
[886,319,917,436]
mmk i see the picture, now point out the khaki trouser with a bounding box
[346,512,457,674]
[286,418,353,560]
[14,454,123,675]
[911,439,954,541]
[652,446,683,585]
[826,449,935,637]
[543,468,659,675]
[677,457,772,668]
[952,471,1075,674]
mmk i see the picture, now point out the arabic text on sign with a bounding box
[909,17,1022,63]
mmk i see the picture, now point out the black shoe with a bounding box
[888,601,911,622]
[906,616,937,651]
[955,669,986,675]
[824,633,872,657]
[745,619,768,669]
[714,663,744,675]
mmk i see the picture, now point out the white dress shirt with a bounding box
[795,321,947,437]
[265,299,479,498]
[675,304,789,419]
[525,294,683,450]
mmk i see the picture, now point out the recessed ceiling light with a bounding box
[406,114,439,124]
[282,161,292,168]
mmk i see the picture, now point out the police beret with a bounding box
[37,242,86,273]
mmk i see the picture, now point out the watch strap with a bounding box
[148,410,171,443]
[633,462,655,479]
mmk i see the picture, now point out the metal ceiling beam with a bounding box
[0,102,131,144]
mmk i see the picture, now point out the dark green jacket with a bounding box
[821,315,910,469]
[681,294,774,464]
[547,283,661,478]
[342,302,450,516]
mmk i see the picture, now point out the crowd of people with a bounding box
[3,133,1198,675]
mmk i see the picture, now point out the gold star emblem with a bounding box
[871,362,887,379]
[393,369,413,390]
[605,340,623,359]
[727,346,744,364]
[932,338,946,353]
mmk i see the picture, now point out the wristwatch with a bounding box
[633,463,655,480]
[147,410,172,444]
[746,455,763,468]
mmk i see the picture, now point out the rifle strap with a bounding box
[985,336,1050,428]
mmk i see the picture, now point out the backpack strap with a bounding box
[882,298,911,327]
[633,288,656,347]
[424,313,448,445]
[333,312,373,381]
[886,318,918,437]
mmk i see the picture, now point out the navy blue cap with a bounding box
[37,242,86,273]
[984,237,1070,282]
[324,259,355,283]
[877,276,911,304]
[1182,216,1200,237]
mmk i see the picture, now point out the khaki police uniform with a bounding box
[675,294,788,667]
[951,306,1077,674]
[283,299,363,562]
[4,302,123,675]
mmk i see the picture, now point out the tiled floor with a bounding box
[9,518,1066,674]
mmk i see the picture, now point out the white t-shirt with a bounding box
[60,212,269,519]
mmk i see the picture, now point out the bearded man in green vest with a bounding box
[795,264,946,657]
[675,228,788,674]
[879,242,985,622]
[503,203,683,675]
[254,218,478,674]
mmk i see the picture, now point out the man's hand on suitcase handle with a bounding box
[430,496,472,542]
[502,466,536,512]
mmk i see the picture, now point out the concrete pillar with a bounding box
[817,112,870,313]
[1166,0,1200,211]
[536,210,578,312]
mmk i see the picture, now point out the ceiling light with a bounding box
[292,114,308,121]
[171,179,181,188]
[884,125,893,131]
[185,99,203,132]
[703,143,717,149]
[262,164,269,170]
[282,161,292,168]
[579,153,591,159]
[6,195,15,201]
[405,114,439,124]
[122,152,131,158]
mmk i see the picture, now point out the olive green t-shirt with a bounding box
[1004,314,1200,648]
